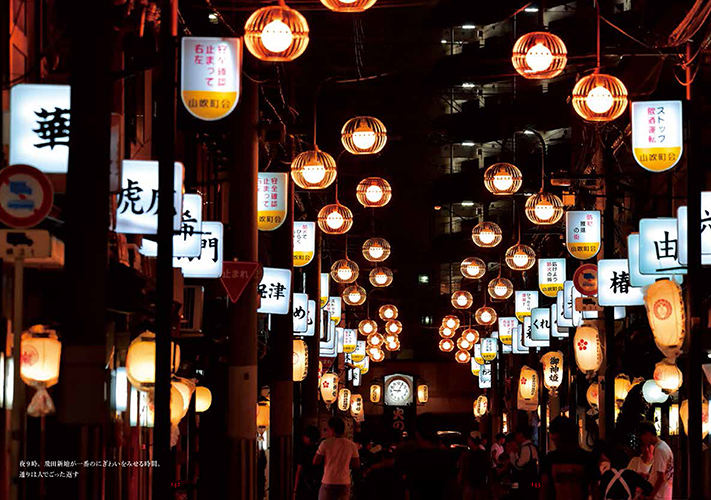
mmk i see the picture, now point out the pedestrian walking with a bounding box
[295,426,322,500]
[313,417,360,500]
[639,421,674,500]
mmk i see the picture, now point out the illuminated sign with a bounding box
[294,221,316,267]
[639,218,686,275]
[538,258,566,298]
[565,211,601,260]
[597,259,645,306]
[257,172,288,231]
[256,267,292,315]
[140,193,203,257]
[173,221,223,278]
[631,100,682,172]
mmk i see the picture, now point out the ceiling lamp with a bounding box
[369,267,394,287]
[525,191,564,225]
[291,149,337,189]
[385,320,403,335]
[512,32,567,79]
[572,73,628,122]
[462,328,480,344]
[442,315,460,330]
[330,258,359,284]
[653,360,683,394]
[460,257,486,279]
[358,319,378,336]
[366,333,385,349]
[451,290,474,309]
[457,336,474,351]
[356,177,392,208]
[472,221,503,248]
[505,243,536,271]
[439,338,455,352]
[439,325,456,338]
[244,2,309,62]
[317,203,353,234]
[384,332,399,344]
[379,304,398,321]
[341,116,387,155]
[385,338,401,352]
[488,277,514,300]
[321,0,377,12]
[368,347,385,363]
[455,349,471,364]
[363,237,391,262]
[475,306,497,326]
[483,163,522,195]
[342,285,366,306]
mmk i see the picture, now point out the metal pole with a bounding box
[602,143,616,439]
[9,258,24,500]
[302,229,322,429]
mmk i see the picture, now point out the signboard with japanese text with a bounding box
[319,314,337,357]
[294,221,316,267]
[631,101,682,172]
[556,290,573,329]
[677,195,711,266]
[173,221,223,278]
[627,233,683,287]
[10,84,71,174]
[140,193,203,257]
[351,341,366,363]
[293,293,308,333]
[515,291,538,322]
[497,317,517,346]
[256,267,292,315]
[115,160,184,234]
[343,329,357,353]
[565,211,601,260]
[598,259,645,306]
[538,258,566,297]
[352,367,362,387]
[180,37,241,121]
[513,323,530,354]
[639,218,687,275]
[219,261,259,303]
[0,165,54,228]
[570,286,584,327]
[528,308,551,347]
[336,327,344,354]
[305,300,316,337]
[479,363,492,389]
[327,297,342,324]
[550,303,568,338]
[257,172,288,231]
[320,274,330,308]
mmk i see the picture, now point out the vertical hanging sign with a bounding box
[565,211,601,260]
[320,274,330,308]
[538,258,566,297]
[597,259,645,306]
[639,218,687,275]
[180,37,242,121]
[293,293,309,333]
[257,172,288,231]
[256,267,292,315]
[294,221,316,267]
[140,193,203,257]
[174,221,223,278]
[515,291,539,322]
[631,101,682,172]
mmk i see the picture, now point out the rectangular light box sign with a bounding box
[294,221,316,267]
[597,259,645,306]
[173,221,223,278]
[140,193,203,258]
[293,293,308,333]
[538,258,566,298]
[631,100,682,173]
[256,267,292,315]
[515,291,538,322]
[639,218,687,275]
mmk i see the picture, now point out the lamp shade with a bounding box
[370,384,382,403]
[460,257,486,279]
[379,304,398,320]
[680,397,710,439]
[293,339,309,382]
[462,328,480,344]
[291,149,337,189]
[586,382,599,407]
[417,384,429,403]
[369,267,394,287]
[472,221,503,248]
[317,203,353,234]
[342,285,367,306]
[385,338,401,351]
[330,258,359,284]
[321,0,377,13]
[642,380,669,404]
[358,319,378,336]
[385,320,403,335]
[505,244,536,271]
[195,386,213,412]
[368,347,385,362]
[451,290,474,309]
[244,4,309,62]
[475,306,497,326]
[363,238,391,262]
[126,331,180,392]
[366,333,385,348]
[320,373,339,404]
[653,360,683,394]
[439,325,456,338]
[337,388,352,411]
[484,163,522,195]
[457,337,473,351]
[572,73,628,122]
[356,177,392,208]
[644,279,685,359]
[20,325,61,387]
[473,394,488,417]
[525,192,564,225]
[442,315,460,330]
[512,32,567,79]
[439,338,455,352]
[384,332,399,344]
[341,116,387,154]
[518,365,538,401]
[540,351,564,395]
[488,277,514,300]
[455,349,471,363]
[574,325,603,374]
[170,383,186,425]
[614,374,632,406]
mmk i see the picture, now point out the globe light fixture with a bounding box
[384,332,399,344]
[439,339,455,352]
[363,237,391,262]
[368,347,385,362]
[126,331,180,392]
[451,290,474,309]
[320,0,377,12]
[342,285,366,306]
[525,191,564,225]
[488,277,514,300]
[614,374,632,407]
[442,315,460,330]
[505,243,536,271]
[439,325,455,338]
[379,304,398,321]
[244,2,309,62]
[483,163,522,195]
[642,380,669,404]
[356,177,392,208]
[512,32,567,79]
[195,386,213,412]
[330,258,359,284]
[572,73,628,122]
[462,328,480,344]
[460,257,486,279]
[369,267,394,287]
[385,320,403,335]
[472,221,503,248]
[341,116,387,155]
[317,203,353,234]
[455,349,471,364]
[385,338,401,352]
[358,319,378,336]
[366,333,385,348]
[291,148,337,189]
[475,306,497,326]
[457,337,474,351]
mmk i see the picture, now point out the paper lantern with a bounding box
[379,304,398,320]
[385,320,402,335]
[369,267,394,287]
[586,382,599,407]
[572,73,628,122]
[320,373,339,404]
[512,32,567,79]
[642,380,668,404]
[20,325,61,387]
[462,328,480,345]
[653,360,683,394]
[338,388,352,411]
[172,377,195,420]
[291,149,337,189]
[318,203,353,234]
[472,221,503,248]
[257,401,270,428]
[473,395,488,417]
[471,357,481,376]
[293,339,309,382]
[644,279,685,359]
[439,339,455,352]
[540,351,564,395]
[460,257,486,279]
[370,384,382,403]
[417,384,429,404]
[525,192,564,225]
[358,320,378,336]
[330,258,359,284]
[457,336,474,351]
[170,383,186,425]
[341,116,387,155]
[356,177,392,208]
[439,325,455,338]
[195,386,212,412]
[366,333,385,348]
[455,349,471,364]
[321,0,378,12]
[505,243,536,271]
[342,285,366,306]
[126,331,180,392]
[518,365,538,401]
[475,306,497,326]
[368,347,385,362]
[614,374,631,406]
[451,290,474,309]
[385,338,401,352]
[574,325,602,374]
[481,337,498,361]
[483,163,522,195]
[244,3,310,62]
[680,397,711,439]
[488,277,514,300]
[350,393,364,416]
[442,315,460,330]
[363,238,391,262]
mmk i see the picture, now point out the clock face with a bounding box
[384,374,414,406]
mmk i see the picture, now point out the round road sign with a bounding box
[0,165,54,228]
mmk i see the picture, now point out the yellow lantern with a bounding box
[505,243,536,271]
[680,397,711,439]
[125,331,180,392]
[293,339,309,382]
[653,360,683,394]
[457,336,474,351]
[341,116,387,155]
[370,384,382,403]
[439,325,455,338]
[342,285,367,306]
[472,221,503,248]
[455,349,471,364]
[512,32,567,79]
[350,393,364,416]
[473,395,488,417]
[460,257,486,279]
[385,320,403,335]
[475,306,497,326]
[291,149,337,189]
[462,328,480,344]
[244,2,309,62]
[257,401,270,428]
[318,203,353,235]
[368,347,385,362]
[439,338,455,352]
[644,279,685,359]
[525,192,564,225]
[369,267,394,287]
[356,177,392,208]
[417,384,429,404]
[481,337,498,361]
[518,365,538,401]
[321,0,378,12]
[195,386,212,412]
[442,315,460,330]
[330,258,359,284]
[451,290,474,309]
[172,377,195,420]
[483,163,523,195]
[572,73,628,122]
[488,277,514,300]
[20,325,61,387]
[379,304,398,320]
[338,388,352,411]
[586,382,599,408]
[614,374,632,407]
[358,319,378,336]
[320,373,339,405]
[540,351,564,395]
[366,333,385,348]
[363,238,391,262]
[573,325,603,374]
[170,383,186,426]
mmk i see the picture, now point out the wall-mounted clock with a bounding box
[384,374,414,406]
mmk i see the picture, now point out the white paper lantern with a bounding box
[573,325,603,374]
[370,384,382,403]
[642,379,669,404]
[417,384,429,404]
[586,382,599,407]
[337,388,352,411]
[320,373,338,405]
[680,397,710,439]
[653,360,683,394]
[293,339,309,382]
[644,279,685,359]
[473,394,488,417]
[518,365,538,401]
[540,351,564,395]
[350,393,364,417]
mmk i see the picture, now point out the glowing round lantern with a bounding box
[481,337,498,361]
[572,73,628,122]
[195,386,212,412]
[20,325,61,387]
[505,243,536,271]
[337,388,352,411]
[518,365,538,401]
[473,395,488,417]
[475,306,497,326]
[471,357,481,376]
[368,347,385,362]
[321,0,377,12]
[341,116,387,155]
[291,149,337,189]
[456,336,473,351]
[417,384,429,403]
[644,279,685,359]
[455,349,471,364]
[350,393,364,417]
[439,338,455,352]
[385,338,401,352]
[370,384,382,403]
[366,333,385,348]
[525,192,564,225]
[586,382,599,407]
[488,277,514,300]
[320,373,339,405]
[358,319,378,336]
[356,177,392,208]
[472,221,503,248]
[653,360,683,394]
[170,383,186,425]
[342,285,366,306]
[126,331,180,392]
[244,3,310,62]
[574,325,603,374]
[462,328,480,344]
[512,32,567,79]
[293,339,309,382]
[439,325,455,338]
[172,377,195,420]
[384,332,399,344]
[330,258,359,284]
[451,290,474,309]
[379,304,398,320]
[385,320,402,335]
[642,380,669,404]
[680,397,711,439]
[257,401,270,428]
[369,267,394,287]
[540,351,564,395]
[363,238,391,262]
[442,315,460,330]
[614,374,631,406]
[460,257,486,279]
[318,203,353,234]
[484,163,523,195]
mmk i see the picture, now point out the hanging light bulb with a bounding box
[460,257,486,279]
[384,332,399,344]
[342,285,367,306]
[385,338,401,352]
[462,328,480,344]
[451,290,474,309]
[244,4,310,62]
[317,203,353,234]
[385,320,403,335]
[483,163,523,195]
[368,347,385,362]
[356,177,392,208]
[363,238,391,262]
[442,315,460,330]
[505,243,536,271]
[525,192,564,225]
[455,349,471,364]
[475,306,497,326]
[358,319,378,336]
[439,338,455,352]
[512,32,567,79]
[330,258,359,284]
[366,333,385,348]
[572,73,628,122]
[439,325,455,338]
[341,116,387,154]
[457,336,474,351]
[472,221,503,248]
[488,277,514,300]
[369,267,394,287]
[379,304,398,320]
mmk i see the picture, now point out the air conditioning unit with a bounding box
[180,285,204,335]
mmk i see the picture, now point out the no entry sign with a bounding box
[0,165,54,228]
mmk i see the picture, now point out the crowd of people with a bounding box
[293,415,674,500]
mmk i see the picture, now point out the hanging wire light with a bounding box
[385,338,401,352]
[505,243,536,271]
[385,320,403,335]
[512,32,567,79]
[356,177,392,208]
[475,306,498,326]
[483,163,523,195]
[439,325,456,338]
[366,333,385,348]
[488,277,514,300]
[342,285,366,306]
[460,257,486,279]
[442,315,460,330]
[341,116,387,155]
[525,192,564,225]
[439,338,455,352]
[384,332,399,344]
[330,258,359,284]
[451,291,474,309]
[363,238,391,262]
[358,319,378,336]
[457,336,474,351]
[369,267,394,287]
[472,221,503,248]
[455,350,471,364]
[462,328,480,344]
[379,304,398,321]
[368,347,385,362]
[244,1,310,62]
[317,203,353,234]
[321,0,377,12]
[291,149,337,189]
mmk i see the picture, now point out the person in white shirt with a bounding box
[639,421,673,500]
[313,417,360,500]
[627,443,654,480]
[491,433,505,467]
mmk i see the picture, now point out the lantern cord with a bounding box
[595,0,601,71]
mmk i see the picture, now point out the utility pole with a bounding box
[601,141,616,439]
[302,228,321,429]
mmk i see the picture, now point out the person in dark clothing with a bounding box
[509,426,539,499]
[599,443,652,500]
[294,426,322,500]
[460,434,490,500]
